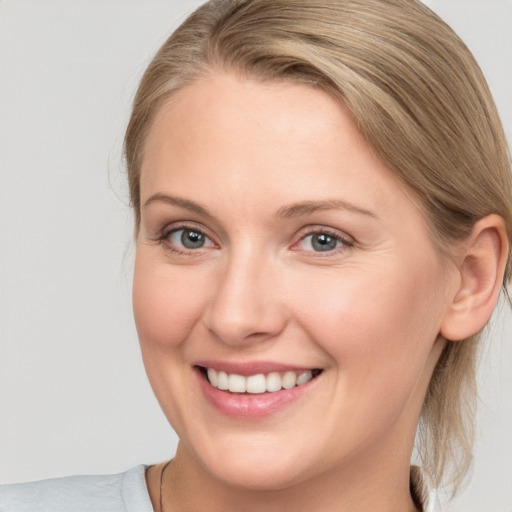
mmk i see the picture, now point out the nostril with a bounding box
[244,331,278,342]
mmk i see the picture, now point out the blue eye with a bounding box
[168,228,213,250]
[299,232,347,252]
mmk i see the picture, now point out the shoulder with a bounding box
[0,465,153,512]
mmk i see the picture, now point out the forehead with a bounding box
[145,72,357,170]
[140,71,424,230]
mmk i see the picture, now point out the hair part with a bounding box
[124,0,512,494]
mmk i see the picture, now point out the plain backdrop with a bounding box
[0,1,511,511]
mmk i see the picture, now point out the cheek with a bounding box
[132,251,213,428]
[287,261,445,443]
[288,259,444,373]
[132,252,209,351]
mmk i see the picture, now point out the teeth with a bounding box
[282,371,297,389]
[246,374,266,394]
[228,373,246,393]
[266,372,282,392]
[205,368,318,394]
[207,368,218,387]
[217,371,229,391]
[297,370,313,386]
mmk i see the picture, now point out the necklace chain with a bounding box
[159,460,172,512]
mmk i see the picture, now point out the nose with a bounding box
[203,248,288,347]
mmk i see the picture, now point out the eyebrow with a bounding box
[143,193,378,221]
[143,193,215,220]
[276,199,378,219]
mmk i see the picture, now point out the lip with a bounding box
[194,363,321,419]
[194,360,314,376]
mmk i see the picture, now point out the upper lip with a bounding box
[195,360,319,376]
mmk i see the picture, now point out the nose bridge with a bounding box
[204,241,285,345]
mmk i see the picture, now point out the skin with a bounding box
[134,71,463,512]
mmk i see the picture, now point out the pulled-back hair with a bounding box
[125,0,512,493]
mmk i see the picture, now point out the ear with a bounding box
[440,214,509,341]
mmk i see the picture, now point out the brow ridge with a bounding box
[276,199,377,219]
[143,194,377,221]
[143,193,214,220]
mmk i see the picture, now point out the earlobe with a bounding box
[440,214,509,341]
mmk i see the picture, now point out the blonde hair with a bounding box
[125,0,512,493]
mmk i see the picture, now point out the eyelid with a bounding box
[291,225,355,253]
[150,221,354,255]
[155,221,218,254]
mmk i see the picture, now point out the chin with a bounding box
[188,435,313,491]
[208,458,307,491]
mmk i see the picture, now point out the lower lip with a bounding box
[196,369,319,419]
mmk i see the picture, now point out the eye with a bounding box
[297,231,351,253]
[168,228,214,250]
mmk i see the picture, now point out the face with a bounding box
[134,72,455,490]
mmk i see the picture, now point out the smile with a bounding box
[204,368,322,394]
[195,363,324,418]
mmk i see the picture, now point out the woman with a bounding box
[2,0,511,511]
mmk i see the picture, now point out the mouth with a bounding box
[196,366,323,395]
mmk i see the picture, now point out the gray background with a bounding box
[0,1,511,510]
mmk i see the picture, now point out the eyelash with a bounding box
[153,223,216,256]
[294,227,354,255]
[153,224,354,256]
